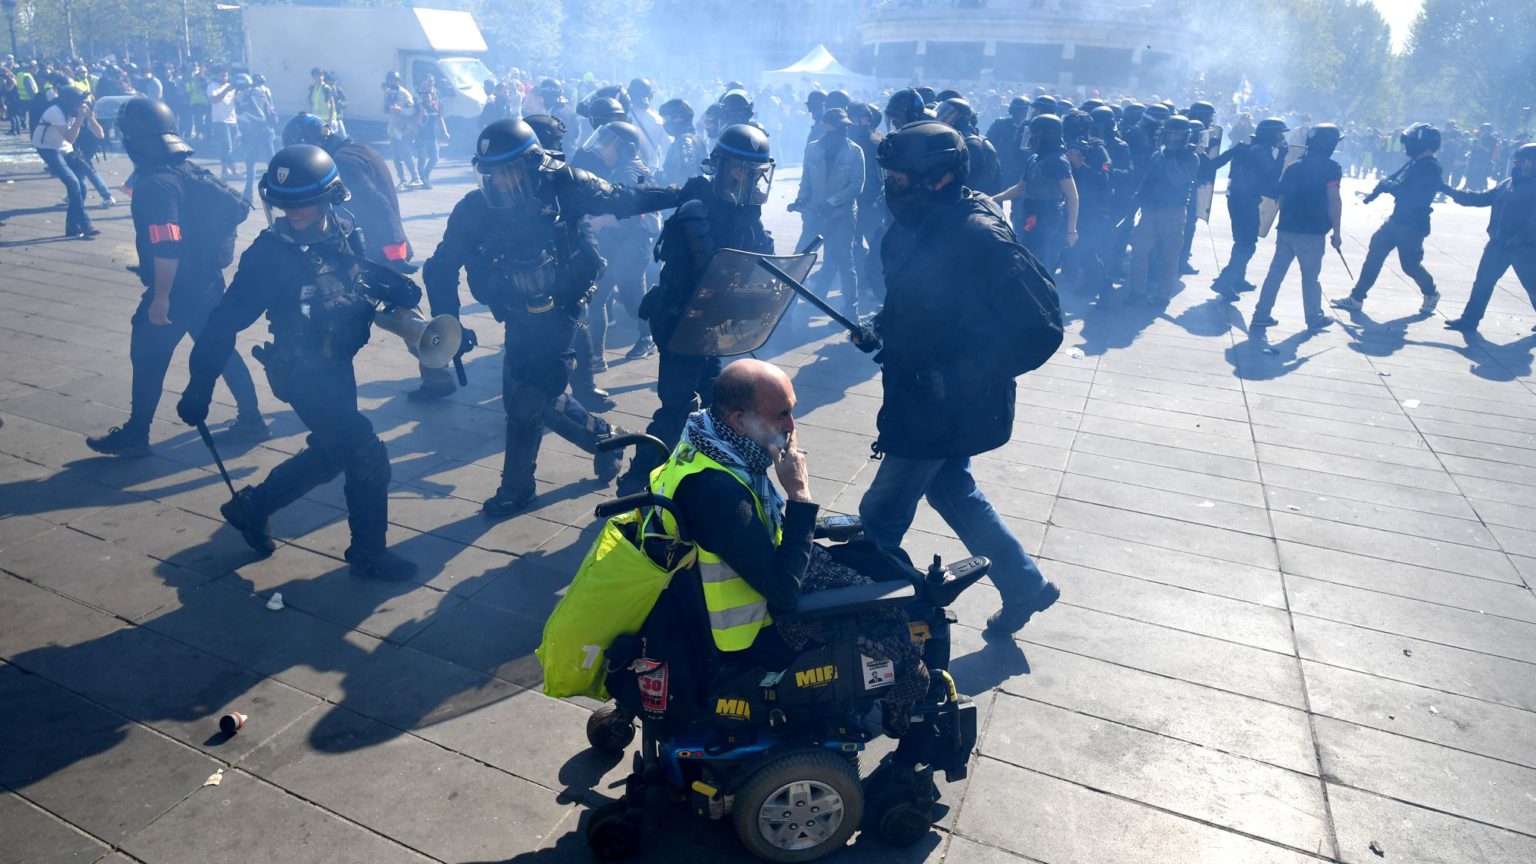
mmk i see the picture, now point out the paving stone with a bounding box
[1295,615,1536,712]
[1315,715,1536,836]
[1278,543,1536,624]
[403,598,547,689]
[1058,471,1273,535]
[1256,441,1461,494]
[1078,412,1257,459]
[1304,660,1536,770]
[1270,513,1519,582]
[949,625,1317,774]
[0,527,219,621]
[954,756,1321,864]
[240,705,575,862]
[1039,526,1286,606]
[0,791,110,864]
[1288,575,1536,664]
[0,672,219,844]
[1072,430,1262,482]
[1049,498,1279,568]
[1259,462,1478,520]
[1327,783,1536,864]
[119,770,435,864]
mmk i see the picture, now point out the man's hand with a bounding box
[771,429,812,504]
[1330,231,1343,250]
[457,326,478,358]
[147,294,172,326]
[176,392,209,427]
[851,321,882,354]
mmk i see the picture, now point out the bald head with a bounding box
[712,359,797,449]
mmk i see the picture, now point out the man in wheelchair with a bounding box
[558,358,989,859]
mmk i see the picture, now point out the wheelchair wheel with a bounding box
[864,761,937,846]
[732,750,863,862]
[587,800,643,859]
[872,794,932,846]
[586,704,636,753]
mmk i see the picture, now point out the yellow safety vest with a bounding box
[647,442,781,652]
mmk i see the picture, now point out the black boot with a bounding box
[220,488,276,557]
[345,546,417,580]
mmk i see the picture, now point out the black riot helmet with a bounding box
[1026,113,1065,152]
[1029,95,1058,119]
[1008,96,1030,120]
[1400,122,1441,157]
[701,102,725,139]
[825,89,851,110]
[877,119,968,186]
[584,96,625,127]
[593,84,632,115]
[472,119,548,209]
[282,112,333,148]
[258,144,348,235]
[935,97,977,134]
[1186,101,1216,127]
[1122,102,1146,128]
[1160,115,1194,149]
[657,98,695,135]
[1063,110,1093,144]
[1057,99,1075,113]
[117,97,193,165]
[522,114,567,159]
[1305,123,1342,158]
[586,120,644,167]
[915,86,938,106]
[1090,105,1118,140]
[536,78,566,106]
[1144,104,1172,125]
[1512,143,1536,179]
[885,88,928,130]
[1080,98,1106,113]
[935,88,962,102]
[707,124,774,206]
[1254,117,1289,146]
[627,77,654,105]
[806,89,826,115]
[718,88,754,124]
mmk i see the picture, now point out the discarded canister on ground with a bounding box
[219,711,247,735]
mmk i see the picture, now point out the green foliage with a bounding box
[1403,0,1536,128]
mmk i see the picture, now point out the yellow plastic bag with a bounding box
[536,508,694,699]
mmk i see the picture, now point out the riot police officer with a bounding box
[582,121,661,363]
[616,125,777,496]
[1179,101,1219,275]
[985,97,1031,189]
[936,97,1002,195]
[1124,116,1200,305]
[884,88,928,132]
[87,97,266,458]
[1210,117,1288,296]
[1333,124,1445,314]
[176,145,420,579]
[282,112,415,274]
[853,119,1063,636]
[718,89,757,129]
[658,98,706,187]
[848,102,887,302]
[1443,143,1536,332]
[1059,109,1114,294]
[422,119,687,518]
[995,114,1080,271]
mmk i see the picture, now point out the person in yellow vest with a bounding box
[647,358,815,660]
[16,61,40,132]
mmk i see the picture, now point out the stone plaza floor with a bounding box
[2,134,1535,864]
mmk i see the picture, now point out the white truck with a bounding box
[241,5,494,143]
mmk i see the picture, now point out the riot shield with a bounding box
[1196,126,1223,222]
[1259,143,1307,238]
[662,248,818,356]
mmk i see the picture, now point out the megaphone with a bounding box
[375,305,463,369]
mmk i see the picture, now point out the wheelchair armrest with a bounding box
[777,581,917,622]
[596,432,671,460]
[594,493,691,543]
[812,514,863,542]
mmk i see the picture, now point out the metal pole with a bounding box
[63,0,75,59]
[2,0,17,60]
[181,0,191,64]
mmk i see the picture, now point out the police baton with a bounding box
[196,421,240,501]
[1334,245,1355,281]
[756,258,862,337]
[453,356,468,387]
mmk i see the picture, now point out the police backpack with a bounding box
[179,163,252,268]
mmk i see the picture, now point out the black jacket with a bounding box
[1449,177,1536,247]
[327,137,412,267]
[875,190,1063,458]
[676,470,818,614]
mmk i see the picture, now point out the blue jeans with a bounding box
[38,148,92,234]
[859,455,1047,606]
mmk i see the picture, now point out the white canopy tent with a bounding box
[761,45,876,90]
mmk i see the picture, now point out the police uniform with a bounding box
[423,120,683,516]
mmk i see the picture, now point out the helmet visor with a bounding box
[478,160,540,209]
[710,157,773,205]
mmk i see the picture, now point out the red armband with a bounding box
[147,223,182,244]
[382,241,409,261]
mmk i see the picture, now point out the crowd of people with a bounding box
[5,51,1534,672]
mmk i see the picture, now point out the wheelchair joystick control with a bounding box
[926,555,946,589]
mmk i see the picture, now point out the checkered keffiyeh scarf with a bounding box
[683,409,784,533]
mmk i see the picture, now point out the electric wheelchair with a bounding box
[576,434,989,862]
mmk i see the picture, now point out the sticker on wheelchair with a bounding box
[861,654,896,690]
[634,659,669,714]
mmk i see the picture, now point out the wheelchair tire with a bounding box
[732,750,863,862]
[586,704,636,753]
[587,800,643,860]
[874,796,932,847]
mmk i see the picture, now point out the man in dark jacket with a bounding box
[1333,123,1444,314]
[283,112,415,272]
[1443,143,1536,332]
[1210,117,1288,296]
[854,120,1064,636]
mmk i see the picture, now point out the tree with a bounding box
[1403,0,1536,128]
